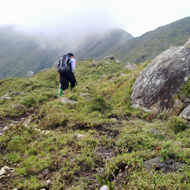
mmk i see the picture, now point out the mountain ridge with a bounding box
[0,16,190,79]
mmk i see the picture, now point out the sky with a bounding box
[0,0,190,37]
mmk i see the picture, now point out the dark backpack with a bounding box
[57,55,71,74]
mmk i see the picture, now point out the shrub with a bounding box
[90,96,111,113]
[168,116,188,133]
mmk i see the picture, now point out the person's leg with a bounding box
[58,75,69,96]
[68,73,77,91]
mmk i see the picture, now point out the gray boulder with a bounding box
[180,104,190,119]
[104,55,115,60]
[131,39,190,112]
[27,71,35,78]
[60,97,76,105]
[144,157,184,173]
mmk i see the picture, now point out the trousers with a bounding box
[60,72,77,90]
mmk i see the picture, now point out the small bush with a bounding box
[168,116,188,133]
[90,96,111,113]
[21,96,36,108]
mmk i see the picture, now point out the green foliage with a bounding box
[90,96,111,113]
[168,116,188,133]
[1,57,190,189]
[180,78,190,98]
[16,155,53,176]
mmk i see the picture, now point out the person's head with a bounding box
[67,52,74,58]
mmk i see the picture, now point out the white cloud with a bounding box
[0,0,189,37]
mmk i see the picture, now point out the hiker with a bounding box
[58,53,77,96]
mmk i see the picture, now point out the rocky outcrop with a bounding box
[144,157,184,173]
[131,39,190,112]
[180,105,190,119]
[27,71,35,78]
[104,55,115,60]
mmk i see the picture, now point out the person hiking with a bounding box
[58,52,77,96]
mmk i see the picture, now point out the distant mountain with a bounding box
[119,16,190,63]
[0,17,190,79]
[76,17,190,63]
[75,28,133,59]
[0,26,62,79]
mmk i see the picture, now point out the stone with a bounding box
[46,179,51,184]
[2,126,9,132]
[27,71,35,77]
[60,97,76,105]
[0,166,12,176]
[104,55,115,60]
[115,59,120,63]
[100,185,109,190]
[150,128,161,135]
[125,63,136,70]
[0,94,11,100]
[110,118,117,122]
[76,134,85,140]
[180,104,190,119]
[131,39,190,112]
[144,157,185,173]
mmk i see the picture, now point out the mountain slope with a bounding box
[76,17,190,63]
[120,16,190,63]
[76,28,133,59]
[0,59,190,189]
[0,26,62,79]
[0,17,190,79]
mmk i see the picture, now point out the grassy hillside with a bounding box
[1,60,190,189]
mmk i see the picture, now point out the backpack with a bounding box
[57,55,71,74]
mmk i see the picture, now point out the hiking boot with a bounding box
[58,88,63,96]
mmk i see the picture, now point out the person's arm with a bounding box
[71,59,76,72]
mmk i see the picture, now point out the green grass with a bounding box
[1,59,190,189]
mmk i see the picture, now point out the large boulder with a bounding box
[131,39,190,112]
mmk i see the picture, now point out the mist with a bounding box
[0,0,190,52]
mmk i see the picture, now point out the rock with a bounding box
[104,55,115,60]
[144,157,184,173]
[180,104,190,119]
[125,63,136,70]
[79,93,90,97]
[27,71,35,78]
[0,166,12,176]
[131,39,190,112]
[2,126,9,132]
[0,94,11,100]
[46,179,51,184]
[9,104,20,108]
[76,134,85,140]
[110,118,117,122]
[100,185,109,190]
[60,97,76,105]
[150,128,161,135]
[0,133,3,136]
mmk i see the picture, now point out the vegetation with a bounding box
[0,59,190,189]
